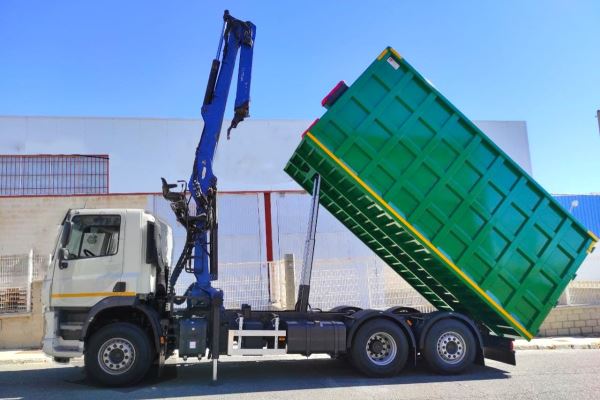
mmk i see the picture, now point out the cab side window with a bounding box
[65,215,121,259]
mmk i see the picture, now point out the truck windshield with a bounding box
[64,215,121,259]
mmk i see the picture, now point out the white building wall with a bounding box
[0,116,533,193]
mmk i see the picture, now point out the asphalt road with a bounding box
[0,350,598,400]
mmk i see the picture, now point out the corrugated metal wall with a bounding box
[554,194,600,280]
[149,193,266,264]
[148,191,378,268]
[149,193,268,305]
[271,192,376,261]
[554,194,600,237]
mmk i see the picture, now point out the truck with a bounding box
[41,11,596,387]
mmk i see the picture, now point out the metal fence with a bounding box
[172,257,434,311]
[0,251,49,314]
[0,251,33,314]
[298,257,436,312]
[0,154,109,196]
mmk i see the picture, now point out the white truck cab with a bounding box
[42,208,172,360]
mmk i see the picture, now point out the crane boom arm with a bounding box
[162,10,255,295]
[192,10,256,197]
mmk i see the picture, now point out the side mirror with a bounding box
[59,248,70,261]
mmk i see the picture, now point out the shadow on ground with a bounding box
[0,358,509,398]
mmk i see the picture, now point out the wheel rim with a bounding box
[366,332,397,366]
[98,337,136,375]
[436,331,466,364]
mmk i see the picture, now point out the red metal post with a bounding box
[263,191,274,302]
[264,191,274,262]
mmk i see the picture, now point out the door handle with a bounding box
[59,261,69,270]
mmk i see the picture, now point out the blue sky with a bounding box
[0,1,599,194]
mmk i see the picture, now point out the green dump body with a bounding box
[285,47,597,340]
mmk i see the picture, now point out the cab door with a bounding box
[50,213,126,308]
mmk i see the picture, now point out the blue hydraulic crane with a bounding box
[162,10,256,304]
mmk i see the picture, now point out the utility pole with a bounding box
[597,110,600,135]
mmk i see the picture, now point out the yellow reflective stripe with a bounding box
[377,48,388,60]
[389,47,402,60]
[587,231,598,254]
[51,292,135,298]
[305,131,534,340]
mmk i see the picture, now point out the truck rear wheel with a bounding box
[422,319,476,375]
[85,322,154,386]
[350,319,409,377]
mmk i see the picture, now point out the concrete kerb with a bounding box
[0,350,55,365]
[514,336,600,350]
[1,337,599,366]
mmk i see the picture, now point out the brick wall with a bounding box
[0,281,43,349]
[0,194,149,256]
[537,305,600,337]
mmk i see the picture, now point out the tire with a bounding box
[350,319,409,377]
[422,319,476,375]
[85,322,154,386]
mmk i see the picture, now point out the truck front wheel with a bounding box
[422,319,476,374]
[85,322,154,386]
[350,319,409,377]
